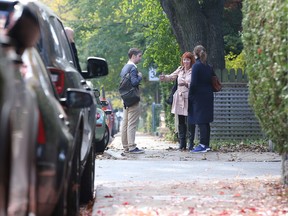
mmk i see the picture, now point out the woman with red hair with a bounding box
[160,52,196,150]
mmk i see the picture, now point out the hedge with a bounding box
[242,0,288,153]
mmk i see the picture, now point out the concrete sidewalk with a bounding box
[101,132,281,162]
[96,133,281,182]
[92,133,285,216]
[95,160,281,183]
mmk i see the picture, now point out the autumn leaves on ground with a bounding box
[81,178,288,216]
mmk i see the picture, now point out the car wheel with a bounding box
[80,144,95,203]
[95,125,110,153]
[66,128,81,216]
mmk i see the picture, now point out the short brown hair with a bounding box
[128,48,142,59]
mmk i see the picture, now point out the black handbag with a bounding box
[119,71,140,107]
[165,78,178,105]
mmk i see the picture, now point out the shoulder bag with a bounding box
[119,70,140,107]
[211,69,222,92]
[165,77,178,105]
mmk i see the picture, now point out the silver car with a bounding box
[0,42,39,216]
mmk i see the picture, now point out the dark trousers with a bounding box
[198,123,210,147]
[178,115,195,150]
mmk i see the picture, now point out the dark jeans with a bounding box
[178,115,186,125]
[198,123,210,147]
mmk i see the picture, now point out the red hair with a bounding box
[180,52,195,67]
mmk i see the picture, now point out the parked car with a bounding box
[93,89,111,153]
[21,48,94,216]
[0,3,41,215]
[26,2,108,215]
[94,107,111,153]
[100,98,117,138]
[0,40,39,216]
[0,2,97,215]
[114,108,123,134]
[0,1,108,215]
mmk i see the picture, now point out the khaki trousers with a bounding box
[121,102,140,151]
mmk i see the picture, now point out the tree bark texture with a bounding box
[159,0,225,70]
[282,153,288,185]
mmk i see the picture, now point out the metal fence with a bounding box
[210,68,264,140]
[211,83,264,140]
[154,68,264,140]
[152,103,162,133]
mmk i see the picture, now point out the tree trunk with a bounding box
[159,0,225,70]
[282,153,288,185]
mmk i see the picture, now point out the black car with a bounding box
[27,1,108,215]
[0,2,97,215]
[21,47,90,216]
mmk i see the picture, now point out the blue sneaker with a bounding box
[129,147,144,154]
[191,144,207,153]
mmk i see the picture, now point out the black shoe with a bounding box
[188,143,195,151]
[178,147,186,151]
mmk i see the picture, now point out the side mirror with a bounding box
[63,88,93,108]
[105,110,112,115]
[81,57,108,79]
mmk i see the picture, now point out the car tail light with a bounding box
[96,112,101,120]
[49,67,65,95]
[37,112,46,144]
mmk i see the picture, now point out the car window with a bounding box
[21,48,55,95]
[49,17,74,64]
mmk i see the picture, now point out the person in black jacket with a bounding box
[120,48,144,154]
[188,45,214,153]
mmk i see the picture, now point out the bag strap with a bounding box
[124,64,135,78]
[120,64,135,85]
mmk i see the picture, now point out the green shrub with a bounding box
[242,0,288,153]
[225,51,246,71]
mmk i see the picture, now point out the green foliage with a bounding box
[223,2,243,55]
[225,51,246,71]
[242,0,288,153]
[145,108,153,133]
[134,0,181,134]
[43,0,246,137]
[66,0,181,132]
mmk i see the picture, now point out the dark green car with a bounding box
[94,107,111,153]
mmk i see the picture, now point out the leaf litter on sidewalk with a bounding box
[82,134,284,215]
[81,177,288,216]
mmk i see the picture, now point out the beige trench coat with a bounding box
[162,66,192,116]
